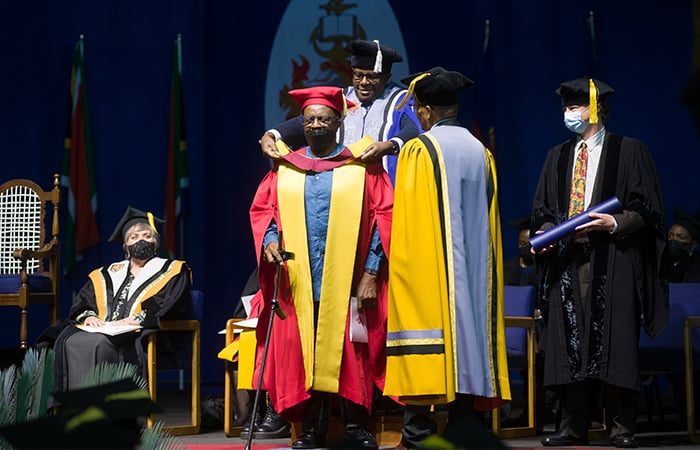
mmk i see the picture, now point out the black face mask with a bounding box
[306,128,335,138]
[518,246,534,266]
[128,239,157,261]
[667,239,691,261]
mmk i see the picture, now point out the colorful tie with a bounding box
[568,142,588,218]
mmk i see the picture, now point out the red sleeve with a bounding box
[250,169,280,264]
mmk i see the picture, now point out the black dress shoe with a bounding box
[292,431,325,449]
[249,403,291,438]
[611,433,638,448]
[541,431,589,447]
[345,425,378,449]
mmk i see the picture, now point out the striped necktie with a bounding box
[568,142,588,218]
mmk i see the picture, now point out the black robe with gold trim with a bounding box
[49,257,192,393]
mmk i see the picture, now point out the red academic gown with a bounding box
[249,144,393,421]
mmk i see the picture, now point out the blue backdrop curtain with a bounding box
[0,0,696,390]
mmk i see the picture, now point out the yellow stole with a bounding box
[277,137,370,393]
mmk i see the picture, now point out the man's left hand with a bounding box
[575,212,617,234]
[356,271,378,310]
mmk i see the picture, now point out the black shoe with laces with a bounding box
[292,430,325,449]
[345,424,378,449]
[239,403,266,439]
[250,402,290,438]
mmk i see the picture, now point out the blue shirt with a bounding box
[263,145,384,301]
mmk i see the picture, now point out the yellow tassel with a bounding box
[395,72,432,110]
[589,78,598,124]
[342,93,348,118]
[147,211,158,235]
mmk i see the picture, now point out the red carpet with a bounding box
[184,445,282,450]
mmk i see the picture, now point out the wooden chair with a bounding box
[0,174,60,349]
[678,283,700,443]
[492,285,537,438]
[146,289,202,435]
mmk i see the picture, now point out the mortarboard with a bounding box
[108,205,165,243]
[508,215,532,233]
[345,39,403,73]
[673,207,700,242]
[400,66,474,106]
[288,86,356,116]
[556,77,615,123]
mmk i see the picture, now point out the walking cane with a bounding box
[245,232,293,450]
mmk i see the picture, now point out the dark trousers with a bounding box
[558,380,637,439]
[300,391,370,436]
[401,394,474,447]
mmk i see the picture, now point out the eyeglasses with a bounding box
[303,115,338,127]
[352,70,383,83]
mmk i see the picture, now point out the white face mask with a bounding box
[564,110,589,134]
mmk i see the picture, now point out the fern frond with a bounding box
[139,421,185,450]
[0,366,17,426]
[15,356,36,423]
[31,348,54,420]
[79,361,147,391]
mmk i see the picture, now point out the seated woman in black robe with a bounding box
[43,205,192,393]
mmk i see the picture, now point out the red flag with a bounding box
[164,34,188,258]
[61,35,100,273]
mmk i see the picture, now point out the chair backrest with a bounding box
[0,176,60,275]
[504,285,536,358]
[191,289,204,322]
[639,282,700,372]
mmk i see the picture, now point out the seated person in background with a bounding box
[503,215,537,287]
[661,207,700,282]
[42,206,193,393]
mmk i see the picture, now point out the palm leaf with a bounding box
[78,361,147,390]
[0,366,17,426]
[139,421,185,450]
[14,349,39,423]
[34,348,54,420]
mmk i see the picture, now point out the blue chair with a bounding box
[146,288,203,435]
[492,285,537,438]
[639,283,700,441]
[0,175,61,349]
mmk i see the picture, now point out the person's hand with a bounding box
[110,317,141,326]
[260,132,282,160]
[264,241,285,265]
[356,271,378,310]
[532,229,557,255]
[83,316,105,327]
[576,212,616,234]
[359,141,393,163]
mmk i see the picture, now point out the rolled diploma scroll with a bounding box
[529,196,622,252]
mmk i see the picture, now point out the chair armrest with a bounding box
[159,319,200,332]
[12,240,59,261]
[505,316,534,329]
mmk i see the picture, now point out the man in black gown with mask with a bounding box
[661,207,700,282]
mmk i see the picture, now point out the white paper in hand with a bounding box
[349,296,368,343]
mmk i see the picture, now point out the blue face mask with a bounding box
[564,110,589,134]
